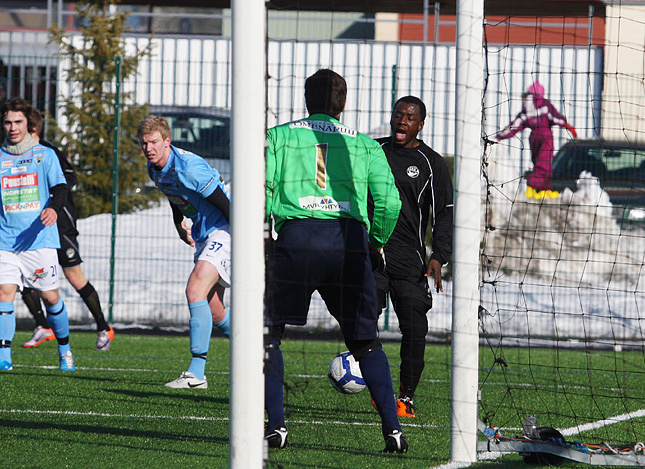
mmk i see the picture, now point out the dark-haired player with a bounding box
[375,96,454,418]
[264,68,408,453]
[21,108,114,351]
[0,97,75,371]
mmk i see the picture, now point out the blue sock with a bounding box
[58,343,71,356]
[265,338,285,430]
[46,299,71,355]
[0,302,15,363]
[187,300,212,380]
[359,347,401,437]
[214,308,230,338]
[45,298,70,340]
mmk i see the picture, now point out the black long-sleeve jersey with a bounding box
[376,137,453,279]
[42,139,79,238]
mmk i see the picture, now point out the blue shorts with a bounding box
[266,218,379,341]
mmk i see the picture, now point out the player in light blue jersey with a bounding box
[139,115,231,389]
[0,98,76,372]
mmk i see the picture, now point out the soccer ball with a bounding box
[328,351,366,394]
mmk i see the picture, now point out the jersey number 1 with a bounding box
[315,143,328,189]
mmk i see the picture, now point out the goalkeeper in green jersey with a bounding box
[264,68,408,453]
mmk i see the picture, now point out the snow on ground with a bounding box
[13,174,644,342]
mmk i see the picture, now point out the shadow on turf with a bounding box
[283,403,378,421]
[10,367,129,384]
[265,439,429,467]
[105,388,229,405]
[0,417,228,447]
[281,379,381,420]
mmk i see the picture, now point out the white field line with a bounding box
[559,409,645,437]
[13,364,627,396]
[9,364,642,465]
[0,409,227,421]
[429,409,645,469]
[0,408,443,430]
[10,365,629,394]
[13,364,164,372]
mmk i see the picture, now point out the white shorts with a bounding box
[0,248,61,291]
[194,229,231,288]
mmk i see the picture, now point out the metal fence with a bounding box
[1,30,615,333]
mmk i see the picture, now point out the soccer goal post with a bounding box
[229,0,266,467]
[451,0,484,463]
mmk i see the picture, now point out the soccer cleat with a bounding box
[0,359,13,371]
[384,429,409,453]
[396,396,416,418]
[59,351,76,372]
[165,371,208,389]
[265,426,288,449]
[22,326,55,348]
[96,327,115,351]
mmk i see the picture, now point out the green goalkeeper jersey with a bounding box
[266,113,401,249]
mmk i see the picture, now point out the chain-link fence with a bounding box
[3,30,603,331]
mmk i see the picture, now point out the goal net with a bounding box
[479,3,645,465]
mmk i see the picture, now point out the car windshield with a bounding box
[162,113,230,160]
[554,144,645,182]
[598,148,645,174]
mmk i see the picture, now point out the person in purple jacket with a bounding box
[496,80,577,198]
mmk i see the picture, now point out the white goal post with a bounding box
[451,0,484,463]
[229,0,266,467]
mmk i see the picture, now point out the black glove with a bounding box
[369,247,386,274]
[264,222,275,258]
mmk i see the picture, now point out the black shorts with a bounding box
[57,233,83,268]
[265,218,379,341]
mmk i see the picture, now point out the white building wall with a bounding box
[602,4,645,142]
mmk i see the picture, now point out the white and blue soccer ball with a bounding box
[328,351,366,394]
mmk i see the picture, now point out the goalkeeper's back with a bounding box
[266,70,400,250]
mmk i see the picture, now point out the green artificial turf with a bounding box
[1,331,644,468]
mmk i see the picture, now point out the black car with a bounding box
[149,105,231,179]
[551,139,645,223]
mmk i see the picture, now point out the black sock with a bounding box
[398,382,415,400]
[21,288,48,328]
[77,282,109,331]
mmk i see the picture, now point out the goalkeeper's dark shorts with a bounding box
[265,217,379,342]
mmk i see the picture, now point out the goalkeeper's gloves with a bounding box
[369,246,386,274]
[565,123,577,138]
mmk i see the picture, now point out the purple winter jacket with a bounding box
[497,81,570,191]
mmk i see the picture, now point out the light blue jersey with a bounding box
[148,146,229,243]
[0,144,66,251]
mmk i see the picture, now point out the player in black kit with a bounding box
[375,96,453,418]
